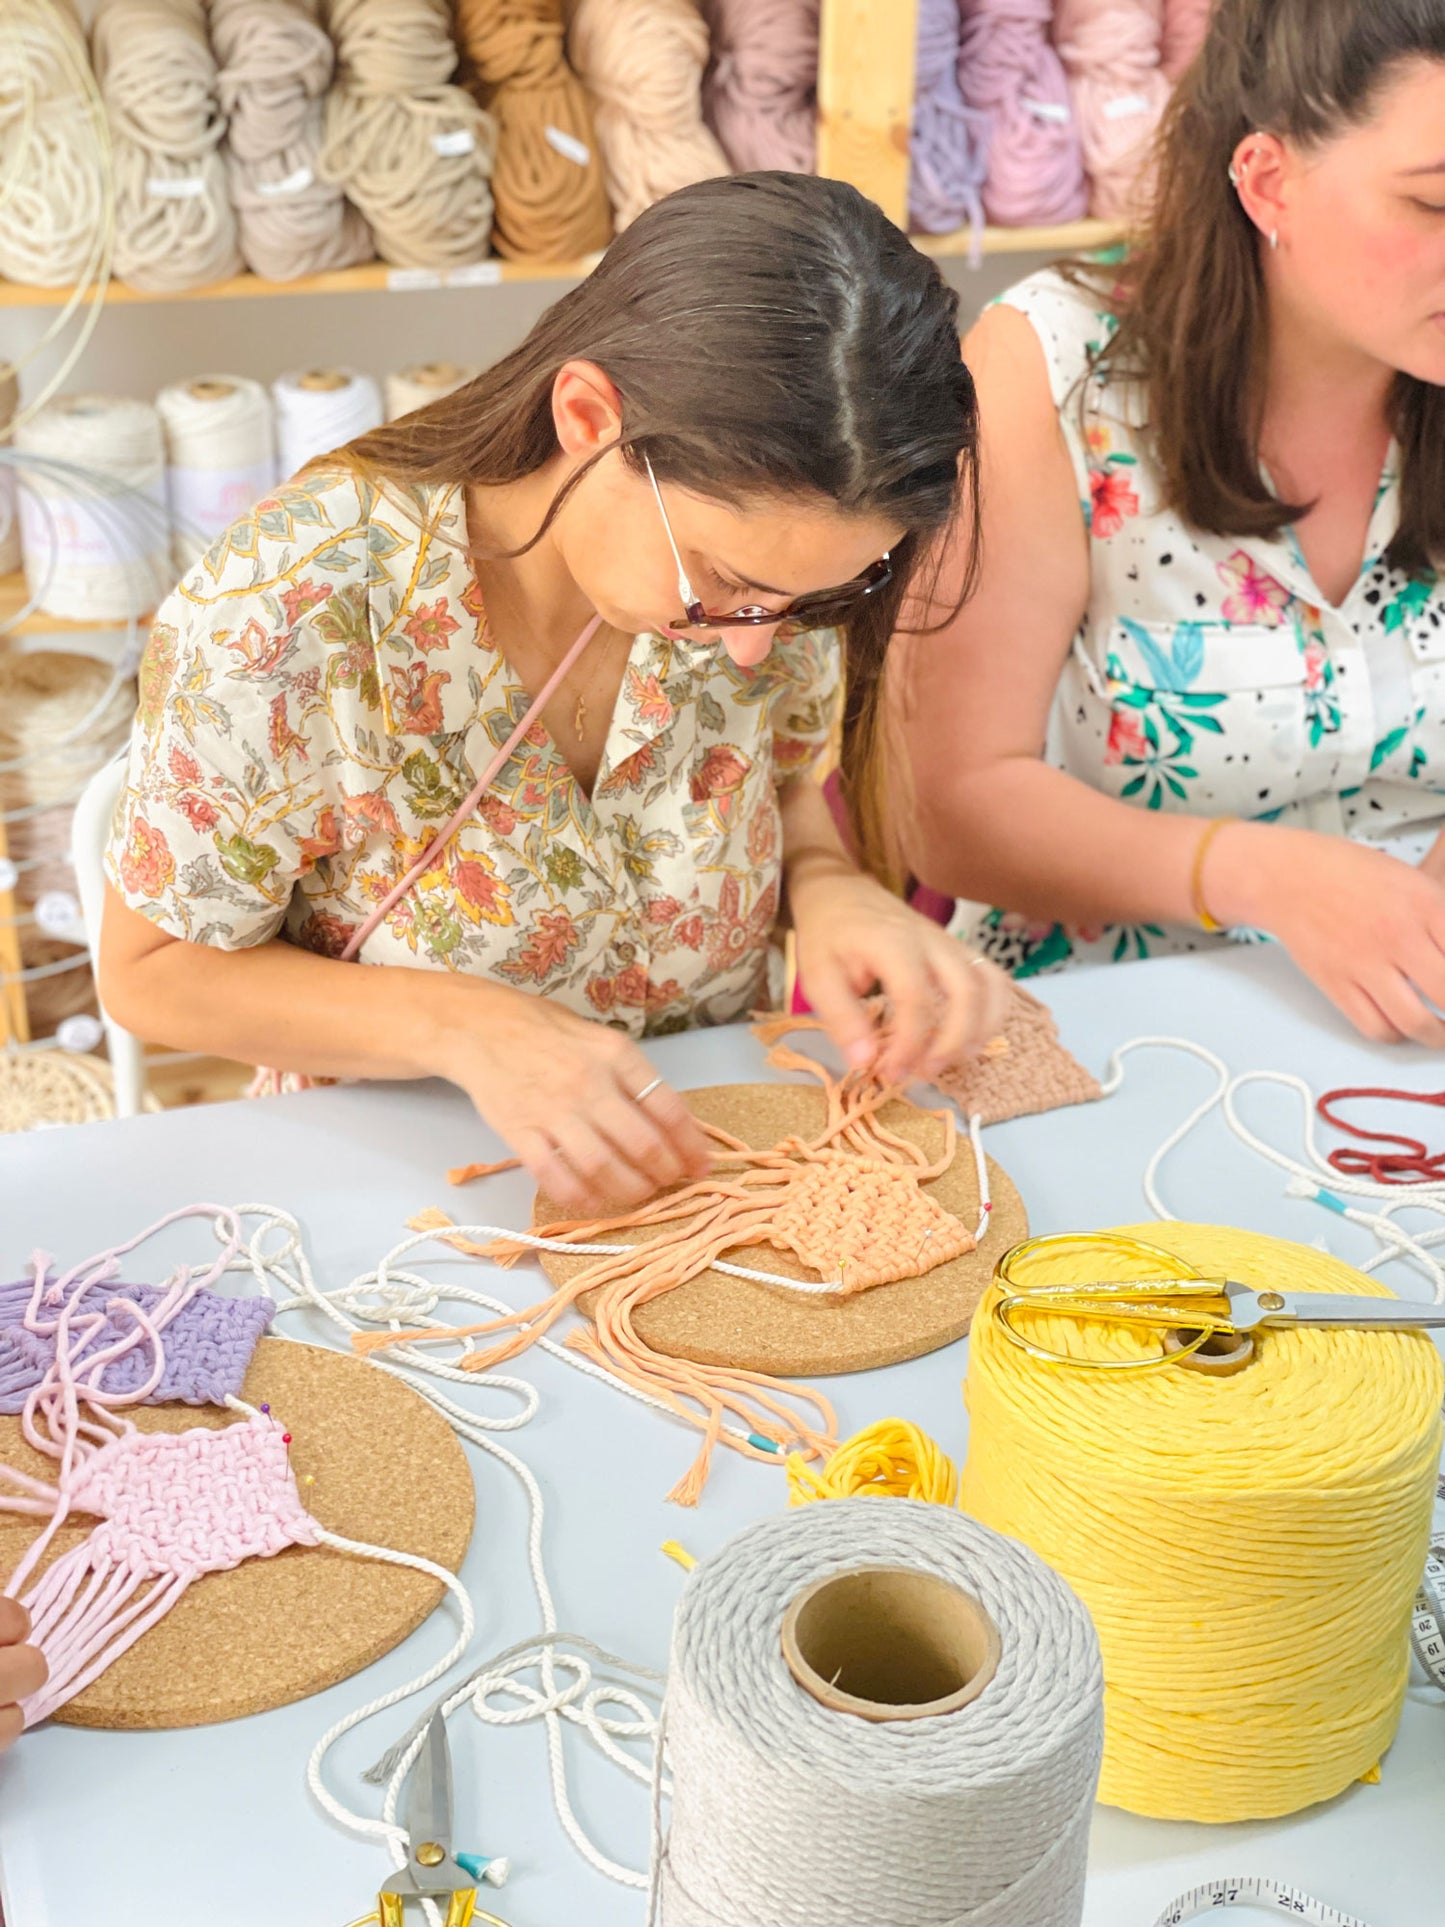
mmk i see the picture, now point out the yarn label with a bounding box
[386,264,502,291]
[432,129,476,159]
[1023,98,1072,124]
[544,126,591,168]
[147,175,208,200]
[19,480,166,576]
[167,461,278,542]
[1104,94,1152,120]
[256,167,314,198]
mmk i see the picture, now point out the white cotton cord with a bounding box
[384,362,479,422]
[215,1204,687,1887]
[0,372,21,575]
[12,405,172,623]
[271,367,382,479]
[362,1630,665,1892]
[1101,1035,1445,1302]
[156,375,277,571]
[650,1499,1103,1927]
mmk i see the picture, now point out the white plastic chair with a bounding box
[71,753,148,1120]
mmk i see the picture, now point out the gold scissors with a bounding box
[991,1231,1445,1375]
[344,1714,510,1927]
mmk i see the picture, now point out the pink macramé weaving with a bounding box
[0,1206,320,1726]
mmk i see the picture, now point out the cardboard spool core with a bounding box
[782,1566,1002,1723]
[1163,1326,1256,1375]
[296,368,350,392]
[534,1082,1028,1378]
[187,378,237,402]
[410,362,468,388]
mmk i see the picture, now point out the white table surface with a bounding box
[0,945,1441,1927]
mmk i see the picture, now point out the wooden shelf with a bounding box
[917,218,1126,260]
[0,221,1124,310]
[0,253,605,309]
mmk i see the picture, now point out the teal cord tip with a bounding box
[456,1853,491,1882]
[1313,1187,1350,1216]
[747,1433,781,1453]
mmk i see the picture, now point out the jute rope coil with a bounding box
[568,0,729,233]
[91,0,242,293]
[212,0,374,283]
[701,0,819,176]
[15,394,171,621]
[454,0,612,262]
[0,0,110,292]
[962,1220,1444,1822]
[383,362,478,422]
[156,375,277,573]
[320,0,497,270]
[0,1050,159,1131]
[652,1498,1102,1927]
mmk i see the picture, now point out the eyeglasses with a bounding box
[644,455,893,634]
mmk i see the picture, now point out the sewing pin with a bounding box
[282,1433,292,1447]
[915,1226,936,1267]
[260,1403,270,1414]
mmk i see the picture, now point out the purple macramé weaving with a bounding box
[0,1277,273,1413]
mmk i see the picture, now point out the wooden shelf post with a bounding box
[816,0,921,227]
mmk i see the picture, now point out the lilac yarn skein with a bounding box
[959,0,1088,227]
[910,0,989,239]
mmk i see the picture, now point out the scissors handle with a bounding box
[377,1895,497,1927]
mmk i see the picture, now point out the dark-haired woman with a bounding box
[101,173,1009,1208]
[898,0,1445,1045]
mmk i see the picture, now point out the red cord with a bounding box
[1316,1086,1445,1184]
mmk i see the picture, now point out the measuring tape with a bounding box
[1153,1877,1370,1925]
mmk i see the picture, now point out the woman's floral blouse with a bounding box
[106,467,841,1035]
[966,268,1445,978]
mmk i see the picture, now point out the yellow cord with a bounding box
[961,1220,1443,1823]
[661,1540,698,1572]
[787,1418,959,1508]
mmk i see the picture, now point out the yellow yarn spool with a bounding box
[787,1418,959,1507]
[960,1221,1443,1823]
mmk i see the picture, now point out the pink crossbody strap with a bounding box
[340,613,604,963]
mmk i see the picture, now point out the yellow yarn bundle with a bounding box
[787,1417,958,1506]
[961,1222,1443,1823]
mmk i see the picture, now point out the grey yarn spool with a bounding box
[653,1499,1103,1927]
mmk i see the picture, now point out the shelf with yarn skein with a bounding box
[0,218,1122,308]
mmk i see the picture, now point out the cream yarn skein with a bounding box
[320,0,497,270]
[0,0,111,291]
[384,362,478,421]
[272,367,382,479]
[91,0,242,293]
[213,0,374,282]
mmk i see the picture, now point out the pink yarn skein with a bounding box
[1160,0,1215,80]
[1053,0,1172,220]
[958,0,1089,228]
[702,0,819,175]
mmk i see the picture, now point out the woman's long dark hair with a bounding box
[345,171,980,884]
[1082,0,1445,574]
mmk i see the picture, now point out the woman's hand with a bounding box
[433,981,713,1211]
[0,1599,45,1750]
[1211,822,1445,1045]
[790,864,1012,1086]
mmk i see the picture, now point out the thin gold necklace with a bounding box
[569,624,626,744]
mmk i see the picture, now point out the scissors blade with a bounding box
[407,1715,455,1861]
[1225,1284,1445,1333]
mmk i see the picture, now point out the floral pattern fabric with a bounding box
[106,468,841,1035]
[968,268,1445,977]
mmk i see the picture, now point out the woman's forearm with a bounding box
[98,885,488,1081]
[911,757,1280,929]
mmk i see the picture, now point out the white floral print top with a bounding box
[105,467,841,1034]
[968,267,1445,976]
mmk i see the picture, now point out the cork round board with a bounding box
[0,1338,475,1730]
[532,1083,1028,1377]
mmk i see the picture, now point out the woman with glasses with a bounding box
[100,172,1009,1207]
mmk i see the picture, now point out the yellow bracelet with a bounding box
[1190,816,1237,933]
